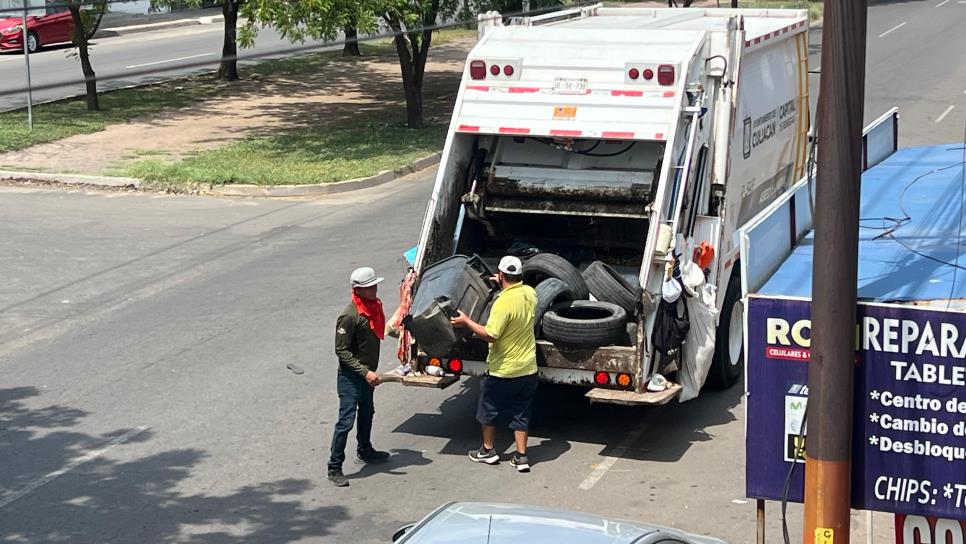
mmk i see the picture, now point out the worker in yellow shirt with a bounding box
[451,255,538,473]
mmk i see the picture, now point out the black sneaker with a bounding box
[468,446,500,465]
[327,469,349,487]
[509,452,531,473]
[356,448,390,464]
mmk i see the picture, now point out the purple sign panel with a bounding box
[746,296,966,520]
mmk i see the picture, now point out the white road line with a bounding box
[578,425,647,491]
[878,22,907,38]
[936,0,952,7]
[0,426,149,510]
[935,105,956,124]
[126,53,214,69]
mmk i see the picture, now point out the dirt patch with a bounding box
[0,39,471,175]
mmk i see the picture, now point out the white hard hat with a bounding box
[350,267,384,288]
[498,255,523,275]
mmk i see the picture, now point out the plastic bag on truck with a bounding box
[679,281,718,402]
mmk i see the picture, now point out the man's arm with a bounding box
[335,315,381,385]
[450,311,496,343]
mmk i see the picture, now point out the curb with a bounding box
[96,14,229,39]
[206,152,442,197]
[0,152,441,197]
[0,170,140,188]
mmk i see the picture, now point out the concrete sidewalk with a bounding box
[96,7,225,38]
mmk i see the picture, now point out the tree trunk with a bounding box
[392,33,423,129]
[69,6,98,111]
[343,25,361,56]
[217,0,239,81]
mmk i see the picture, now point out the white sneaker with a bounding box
[647,373,669,392]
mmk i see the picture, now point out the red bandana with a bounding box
[352,292,385,340]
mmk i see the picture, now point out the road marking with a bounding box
[936,0,951,6]
[878,22,907,38]
[0,426,149,510]
[125,53,214,69]
[935,105,955,124]
[579,425,647,491]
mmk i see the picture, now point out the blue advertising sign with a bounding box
[746,296,966,520]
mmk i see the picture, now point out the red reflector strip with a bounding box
[654,132,665,140]
[465,85,489,92]
[611,90,643,97]
[508,87,539,94]
[499,127,530,134]
[662,91,675,98]
[458,125,480,132]
[549,129,582,137]
[602,131,634,139]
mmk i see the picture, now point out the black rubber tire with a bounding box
[708,275,744,389]
[26,32,39,54]
[582,261,642,316]
[522,253,589,300]
[534,278,576,337]
[542,300,627,347]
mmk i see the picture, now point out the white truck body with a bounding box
[408,5,811,405]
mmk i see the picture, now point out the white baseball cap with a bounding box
[350,267,384,288]
[498,256,523,275]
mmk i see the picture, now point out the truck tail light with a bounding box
[503,65,514,76]
[642,68,654,81]
[427,357,443,368]
[628,68,639,80]
[470,60,486,80]
[490,64,501,76]
[616,373,633,388]
[657,64,675,86]
[594,371,610,386]
[447,358,463,374]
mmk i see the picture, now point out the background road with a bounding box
[0,24,330,111]
[1,1,965,543]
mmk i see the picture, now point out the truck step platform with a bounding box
[394,373,460,389]
[586,384,682,405]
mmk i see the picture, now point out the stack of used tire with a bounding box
[523,254,641,348]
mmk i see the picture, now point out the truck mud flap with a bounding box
[393,374,460,389]
[585,384,682,406]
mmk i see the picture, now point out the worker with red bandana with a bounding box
[327,266,391,487]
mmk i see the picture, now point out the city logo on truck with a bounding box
[741,99,798,159]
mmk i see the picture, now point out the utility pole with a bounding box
[22,0,33,130]
[804,0,867,542]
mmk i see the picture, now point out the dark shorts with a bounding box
[476,373,538,431]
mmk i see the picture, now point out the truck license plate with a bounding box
[553,78,588,94]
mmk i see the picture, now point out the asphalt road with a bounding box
[1,2,965,544]
[0,24,331,111]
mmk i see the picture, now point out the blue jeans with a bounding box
[327,368,374,471]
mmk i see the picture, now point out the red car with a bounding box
[0,5,74,54]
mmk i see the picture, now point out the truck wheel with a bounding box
[582,261,641,317]
[542,300,626,347]
[534,278,576,337]
[708,276,743,389]
[522,253,589,300]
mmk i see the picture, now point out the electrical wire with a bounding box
[781,408,807,544]
[0,1,594,98]
[576,141,636,157]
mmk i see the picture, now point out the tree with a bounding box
[65,0,107,111]
[240,0,452,129]
[151,0,241,81]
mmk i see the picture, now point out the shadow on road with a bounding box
[393,376,743,464]
[347,448,433,481]
[0,386,349,543]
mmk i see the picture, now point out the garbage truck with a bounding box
[396,4,813,405]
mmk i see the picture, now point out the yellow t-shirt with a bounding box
[484,282,538,378]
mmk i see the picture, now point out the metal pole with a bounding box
[756,500,766,544]
[522,0,530,13]
[22,0,33,130]
[803,0,867,542]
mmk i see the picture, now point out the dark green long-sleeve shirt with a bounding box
[334,303,381,377]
